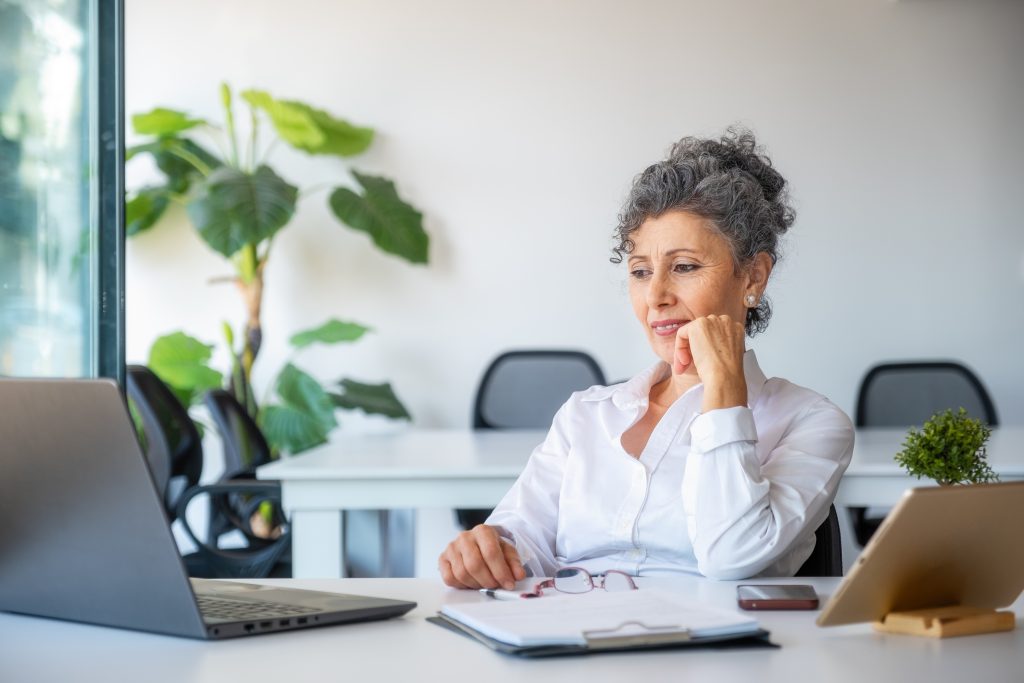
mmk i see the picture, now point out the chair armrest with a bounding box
[176,481,286,549]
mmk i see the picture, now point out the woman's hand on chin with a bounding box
[673,314,748,411]
[438,524,526,590]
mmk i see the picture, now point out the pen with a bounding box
[479,588,529,600]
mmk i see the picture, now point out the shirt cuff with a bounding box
[492,526,541,578]
[690,406,758,453]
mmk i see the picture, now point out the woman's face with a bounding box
[627,210,767,367]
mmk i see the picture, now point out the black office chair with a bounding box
[127,367,289,578]
[457,350,607,529]
[202,389,285,548]
[850,361,998,546]
[126,365,202,522]
[794,504,842,577]
[204,388,274,478]
[175,481,291,579]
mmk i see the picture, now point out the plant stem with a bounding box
[220,82,240,168]
[238,243,259,284]
[199,126,231,165]
[259,138,280,167]
[166,142,213,176]
[299,182,334,198]
[248,104,259,173]
[233,248,265,398]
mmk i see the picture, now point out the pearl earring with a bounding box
[745,294,757,307]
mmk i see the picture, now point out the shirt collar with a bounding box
[583,349,769,410]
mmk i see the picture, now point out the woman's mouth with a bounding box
[651,320,688,337]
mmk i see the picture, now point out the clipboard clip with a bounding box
[582,620,692,649]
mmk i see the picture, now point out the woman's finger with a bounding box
[501,541,527,581]
[457,538,501,589]
[474,528,517,589]
[439,554,466,589]
[674,324,693,374]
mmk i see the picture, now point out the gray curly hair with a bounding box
[612,127,795,336]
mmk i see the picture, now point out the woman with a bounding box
[439,128,854,589]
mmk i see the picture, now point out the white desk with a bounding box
[1,577,1021,682]
[258,430,545,577]
[258,427,1024,579]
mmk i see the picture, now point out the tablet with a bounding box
[817,481,1024,627]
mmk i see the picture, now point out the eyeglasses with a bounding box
[521,567,637,598]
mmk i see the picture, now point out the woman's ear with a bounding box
[745,252,773,297]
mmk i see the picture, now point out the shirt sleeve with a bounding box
[681,399,854,580]
[484,401,574,578]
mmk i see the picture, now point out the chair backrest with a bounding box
[125,365,203,520]
[795,504,843,577]
[855,361,998,428]
[473,350,607,430]
[203,389,272,475]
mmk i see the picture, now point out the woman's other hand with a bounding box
[673,314,748,411]
[439,524,526,590]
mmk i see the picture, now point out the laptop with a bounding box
[817,480,1024,627]
[0,378,416,639]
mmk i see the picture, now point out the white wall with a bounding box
[126,0,1024,430]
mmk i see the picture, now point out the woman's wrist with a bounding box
[700,369,747,411]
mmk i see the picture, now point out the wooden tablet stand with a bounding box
[874,605,1016,638]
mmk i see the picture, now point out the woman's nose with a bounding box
[646,273,674,308]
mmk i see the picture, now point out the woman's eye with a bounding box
[629,269,651,279]
[673,263,698,274]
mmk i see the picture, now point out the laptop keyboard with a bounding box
[196,595,322,621]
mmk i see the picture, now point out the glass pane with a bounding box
[0,0,99,377]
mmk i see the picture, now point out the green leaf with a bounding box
[329,171,429,264]
[302,106,374,157]
[126,187,170,237]
[289,319,371,349]
[241,89,374,157]
[259,405,328,455]
[259,363,337,455]
[128,137,222,194]
[330,379,411,420]
[276,363,337,431]
[132,107,207,136]
[187,165,298,257]
[147,331,223,407]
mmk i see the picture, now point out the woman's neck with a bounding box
[649,373,700,409]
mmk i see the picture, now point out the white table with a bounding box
[258,430,545,577]
[258,427,1024,579]
[1,577,1021,682]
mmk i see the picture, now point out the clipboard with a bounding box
[427,613,777,657]
[430,589,778,657]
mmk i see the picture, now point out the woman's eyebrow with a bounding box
[629,248,698,263]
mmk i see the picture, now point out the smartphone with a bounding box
[736,584,819,610]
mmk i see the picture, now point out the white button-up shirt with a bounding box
[486,350,855,580]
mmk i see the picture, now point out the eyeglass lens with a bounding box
[601,571,635,592]
[552,568,636,593]
[553,567,593,593]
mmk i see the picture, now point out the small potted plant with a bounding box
[894,408,999,486]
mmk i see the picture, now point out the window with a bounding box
[0,0,123,380]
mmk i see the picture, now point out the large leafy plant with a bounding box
[127,84,427,457]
